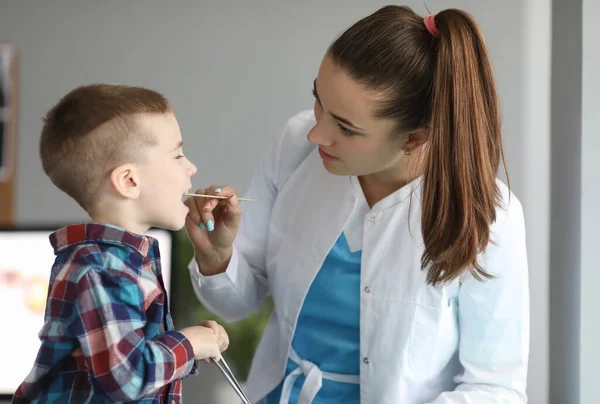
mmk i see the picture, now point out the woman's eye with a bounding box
[338,123,355,137]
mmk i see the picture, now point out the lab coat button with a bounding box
[363,357,370,364]
[370,216,376,223]
[364,286,371,293]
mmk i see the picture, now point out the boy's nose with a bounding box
[188,160,197,176]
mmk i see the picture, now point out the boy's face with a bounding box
[135,112,197,231]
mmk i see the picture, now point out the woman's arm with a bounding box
[428,189,530,404]
[187,112,315,322]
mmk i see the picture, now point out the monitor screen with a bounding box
[0,227,174,396]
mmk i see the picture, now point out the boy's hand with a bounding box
[179,322,229,361]
[184,185,242,276]
[199,320,229,352]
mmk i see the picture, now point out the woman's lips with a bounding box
[318,148,338,161]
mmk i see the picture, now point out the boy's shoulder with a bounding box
[49,223,154,286]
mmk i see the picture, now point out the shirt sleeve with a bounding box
[68,267,196,402]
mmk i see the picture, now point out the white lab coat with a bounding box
[189,110,530,404]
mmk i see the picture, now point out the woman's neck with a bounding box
[358,155,423,207]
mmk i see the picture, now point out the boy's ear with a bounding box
[109,164,140,199]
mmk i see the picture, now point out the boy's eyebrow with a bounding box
[172,140,183,151]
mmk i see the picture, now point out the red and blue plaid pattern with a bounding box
[13,223,198,403]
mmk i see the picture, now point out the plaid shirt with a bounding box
[13,223,198,403]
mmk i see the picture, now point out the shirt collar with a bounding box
[348,174,423,212]
[49,222,157,257]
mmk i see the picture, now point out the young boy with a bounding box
[13,84,229,403]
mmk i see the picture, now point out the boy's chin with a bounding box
[150,216,186,232]
[159,220,186,232]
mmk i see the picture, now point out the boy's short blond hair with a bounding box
[40,84,172,211]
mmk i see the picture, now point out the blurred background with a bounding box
[0,0,597,403]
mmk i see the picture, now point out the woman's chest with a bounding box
[268,197,460,379]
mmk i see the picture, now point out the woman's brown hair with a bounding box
[328,6,508,286]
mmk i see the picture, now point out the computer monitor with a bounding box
[0,226,174,398]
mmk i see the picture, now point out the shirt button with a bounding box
[370,216,377,223]
[363,357,370,364]
[364,286,371,293]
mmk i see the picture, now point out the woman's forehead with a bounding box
[316,57,396,132]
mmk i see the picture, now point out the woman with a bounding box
[184,5,529,404]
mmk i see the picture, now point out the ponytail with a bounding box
[421,10,508,285]
[326,5,508,285]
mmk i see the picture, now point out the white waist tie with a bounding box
[278,347,360,404]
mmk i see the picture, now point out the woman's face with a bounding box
[307,55,411,179]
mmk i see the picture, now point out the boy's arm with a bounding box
[69,267,197,401]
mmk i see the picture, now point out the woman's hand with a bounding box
[184,185,242,276]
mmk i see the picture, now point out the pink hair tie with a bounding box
[424,14,439,37]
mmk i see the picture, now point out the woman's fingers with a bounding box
[211,185,242,231]
[185,184,242,257]
[199,185,222,231]
[184,188,205,225]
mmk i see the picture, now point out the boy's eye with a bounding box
[176,154,184,159]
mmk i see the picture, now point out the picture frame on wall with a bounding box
[0,43,17,183]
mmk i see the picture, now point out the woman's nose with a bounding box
[307,124,333,147]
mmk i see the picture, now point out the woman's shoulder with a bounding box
[271,109,317,187]
[278,109,316,153]
[283,109,316,132]
[495,179,524,220]
[491,178,527,242]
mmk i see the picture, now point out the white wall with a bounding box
[523,1,552,403]
[0,1,551,402]
[580,0,600,401]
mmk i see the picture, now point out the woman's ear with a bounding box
[109,164,141,200]
[402,127,429,154]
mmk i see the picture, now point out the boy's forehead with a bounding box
[135,112,181,146]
